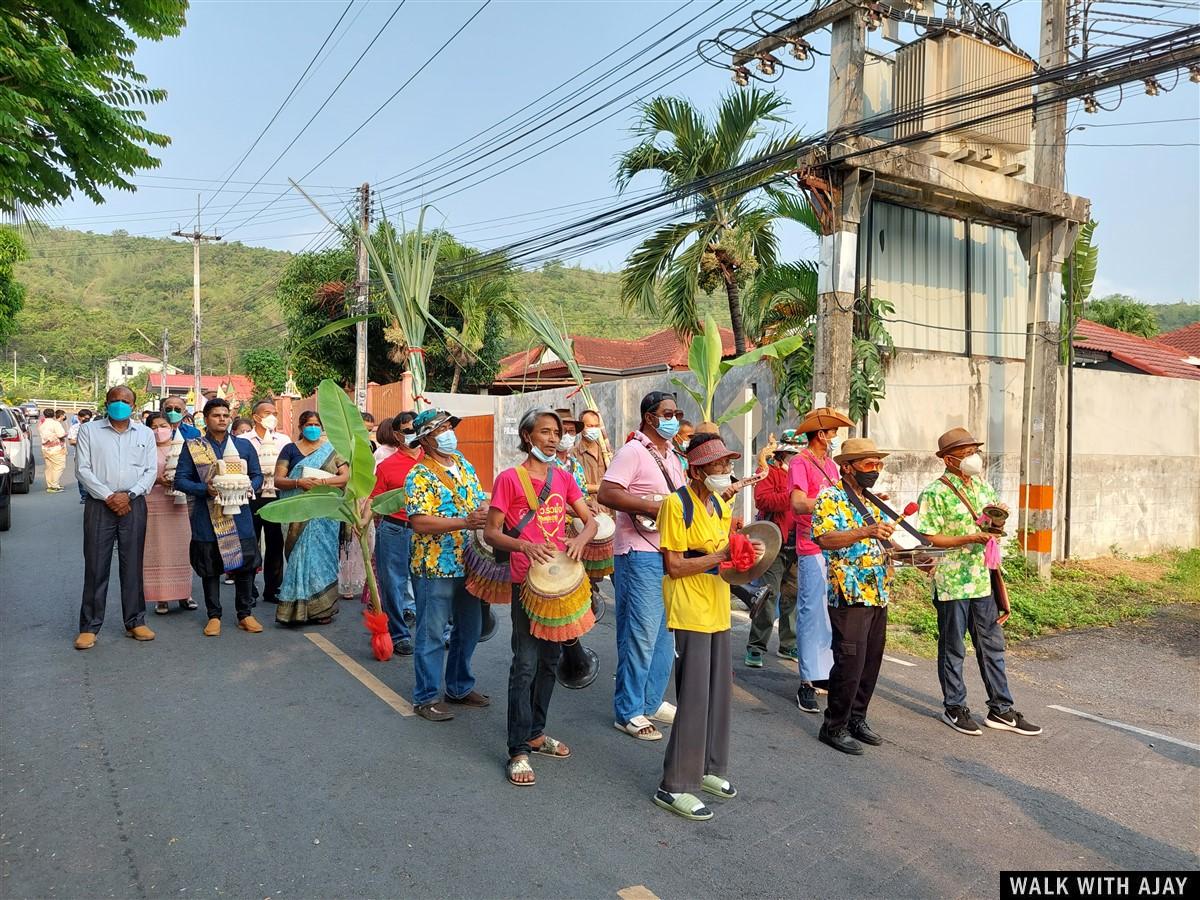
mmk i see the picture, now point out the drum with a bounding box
[569,513,615,580]
[464,529,511,605]
[522,551,595,642]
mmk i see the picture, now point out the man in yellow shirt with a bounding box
[653,432,762,822]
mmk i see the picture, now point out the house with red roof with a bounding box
[492,326,738,393]
[1157,322,1200,361]
[1072,319,1200,381]
[146,372,257,407]
[106,352,181,387]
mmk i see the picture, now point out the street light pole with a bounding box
[172,195,221,411]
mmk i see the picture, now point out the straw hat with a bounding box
[795,407,855,434]
[554,407,582,431]
[935,427,983,458]
[833,437,890,466]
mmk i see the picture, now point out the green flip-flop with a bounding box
[653,789,713,821]
[701,774,737,799]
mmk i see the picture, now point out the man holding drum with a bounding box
[598,391,686,742]
[486,408,597,787]
[403,409,490,722]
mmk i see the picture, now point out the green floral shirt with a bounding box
[811,482,892,608]
[917,472,998,601]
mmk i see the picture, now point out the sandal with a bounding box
[653,789,713,821]
[614,716,663,741]
[530,735,571,759]
[506,755,535,787]
[180,599,198,611]
[154,602,169,615]
[701,774,737,799]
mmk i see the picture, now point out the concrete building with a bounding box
[106,353,180,387]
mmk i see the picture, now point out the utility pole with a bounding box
[1019,0,1077,576]
[160,328,170,400]
[172,195,221,412]
[354,182,371,412]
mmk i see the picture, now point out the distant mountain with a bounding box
[1151,300,1200,333]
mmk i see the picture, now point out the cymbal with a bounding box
[721,521,782,585]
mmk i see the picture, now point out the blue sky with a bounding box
[39,0,1200,303]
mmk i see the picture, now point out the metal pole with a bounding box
[161,328,170,401]
[192,221,202,407]
[354,182,370,412]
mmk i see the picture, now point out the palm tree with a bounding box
[616,89,804,354]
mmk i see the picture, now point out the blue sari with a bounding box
[276,442,342,625]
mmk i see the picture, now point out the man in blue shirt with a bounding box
[74,386,158,650]
[162,395,201,440]
[174,398,264,637]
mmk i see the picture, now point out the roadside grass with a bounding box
[886,548,1200,658]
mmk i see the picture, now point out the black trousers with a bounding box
[250,497,284,602]
[190,538,258,622]
[507,584,562,758]
[823,605,888,733]
[80,496,148,633]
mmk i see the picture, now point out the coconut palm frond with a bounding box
[619,220,706,316]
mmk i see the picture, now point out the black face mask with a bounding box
[852,469,880,489]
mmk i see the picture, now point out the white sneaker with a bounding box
[650,702,676,725]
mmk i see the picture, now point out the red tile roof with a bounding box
[112,352,162,363]
[496,327,737,384]
[1073,319,1200,381]
[1157,322,1200,358]
[148,372,258,398]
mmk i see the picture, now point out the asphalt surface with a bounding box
[1,450,1197,899]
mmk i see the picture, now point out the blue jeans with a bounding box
[612,551,674,724]
[412,575,482,706]
[934,593,1014,714]
[796,553,833,683]
[375,519,415,642]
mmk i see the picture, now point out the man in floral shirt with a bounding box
[918,427,1041,737]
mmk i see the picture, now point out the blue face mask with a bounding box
[106,401,132,422]
[301,425,322,442]
[530,445,556,464]
[654,416,681,440]
[435,430,458,454]
[165,410,184,424]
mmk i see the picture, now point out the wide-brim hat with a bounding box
[686,436,741,468]
[795,407,855,435]
[554,407,582,431]
[722,521,782,585]
[833,437,890,466]
[410,409,460,446]
[935,426,983,458]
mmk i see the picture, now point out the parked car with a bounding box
[18,402,39,422]
[0,406,35,493]
[0,442,12,531]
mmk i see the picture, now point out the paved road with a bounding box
[2,454,1197,899]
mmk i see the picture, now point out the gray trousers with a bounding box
[747,548,798,653]
[660,629,732,794]
[80,496,148,633]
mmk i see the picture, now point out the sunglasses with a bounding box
[855,460,884,472]
[655,410,684,420]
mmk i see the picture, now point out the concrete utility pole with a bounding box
[160,329,170,400]
[353,182,371,412]
[172,196,222,411]
[1019,0,1077,577]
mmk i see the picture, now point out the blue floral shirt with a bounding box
[404,452,487,578]
[811,481,892,608]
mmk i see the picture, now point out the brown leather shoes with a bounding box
[126,625,156,641]
[237,615,263,633]
[414,703,455,722]
[203,617,221,637]
[74,632,97,650]
[444,690,491,708]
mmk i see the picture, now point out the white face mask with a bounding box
[958,453,984,477]
[259,414,277,431]
[827,437,842,459]
[582,427,601,443]
[557,433,576,452]
[704,473,733,494]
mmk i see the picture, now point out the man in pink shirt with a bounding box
[599,391,686,742]
[788,407,854,714]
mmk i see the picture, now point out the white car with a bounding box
[0,406,35,494]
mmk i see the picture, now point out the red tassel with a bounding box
[720,532,757,572]
[903,501,919,517]
[363,609,393,661]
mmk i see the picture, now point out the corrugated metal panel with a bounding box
[893,39,926,141]
[970,223,1028,360]
[868,202,966,354]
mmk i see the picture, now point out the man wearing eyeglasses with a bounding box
[599,391,687,742]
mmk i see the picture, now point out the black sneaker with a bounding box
[402,608,416,629]
[796,683,820,714]
[941,705,983,735]
[396,637,414,656]
[985,709,1042,735]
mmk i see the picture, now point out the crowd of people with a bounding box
[70,383,1042,820]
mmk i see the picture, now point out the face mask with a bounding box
[676,439,690,454]
[530,445,556,464]
[957,453,984,477]
[827,436,842,459]
[703,473,733,493]
[654,416,680,440]
[106,401,132,422]
[852,469,880,489]
[583,427,601,443]
[557,433,576,452]
[435,430,458,454]
[165,410,183,424]
[153,426,172,442]
[301,425,322,442]
[259,414,277,431]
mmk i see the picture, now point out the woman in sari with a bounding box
[144,412,197,615]
[273,411,349,626]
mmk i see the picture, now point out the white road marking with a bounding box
[884,655,917,667]
[305,632,414,717]
[1047,704,1200,751]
